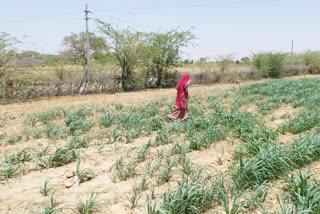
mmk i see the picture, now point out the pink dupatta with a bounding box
[175,73,191,109]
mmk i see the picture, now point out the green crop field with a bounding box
[1,77,320,213]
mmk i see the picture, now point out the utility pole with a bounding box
[291,40,294,68]
[85,4,91,83]
[78,4,92,93]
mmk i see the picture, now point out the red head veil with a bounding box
[175,73,191,109]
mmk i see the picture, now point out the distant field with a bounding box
[1,76,320,213]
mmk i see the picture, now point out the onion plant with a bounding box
[76,191,100,214]
[99,111,114,128]
[284,171,320,212]
[75,160,94,183]
[126,183,142,209]
[35,147,78,169]
[30,195,62,214]
[154,176,216,214]
[40,178,54,196]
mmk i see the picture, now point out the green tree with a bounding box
[62,32,107,93]
[62,32,107,67]
[97,20,146,91]
[198,57,209,64]
[0,32,20,98]
[252,52,288,78]
[19,50,41,58]
[0,32,19,77]
[146,28,195,87]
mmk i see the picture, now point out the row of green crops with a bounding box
[233,133,320,191]
[235,78,320,135]
[236,78,320,111]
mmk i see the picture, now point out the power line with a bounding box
[93,0,281,13]
[0,16,83,24]
[91,14,161,31]
[1,0,280,24]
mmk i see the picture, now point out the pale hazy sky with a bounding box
[1,0,319,60]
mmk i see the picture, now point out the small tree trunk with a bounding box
[78,65,88,94]
[121,65,133,91]
[157,68,163,87]
[7,81,14,97]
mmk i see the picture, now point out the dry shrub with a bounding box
[286,65,310,76]
[183,67,262,85]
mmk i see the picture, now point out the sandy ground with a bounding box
[0,82,239,213]
[0,74,319,214]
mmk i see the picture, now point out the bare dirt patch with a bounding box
[277,132,299,146]
[188,138,240,175]
[265,105,303,130]
[241,104,259,115]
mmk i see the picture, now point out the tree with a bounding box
[240,57,251,64]
[97,20,146,91]
[19,50,41,58]
[0,32,20,97]
[146,28,195,87]
[198,57,209,64]
[62,32,107,67]
[0,32,19,75]
[62,32,107,92]
[252,52,287,78]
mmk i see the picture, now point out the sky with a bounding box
[1,0,319,60]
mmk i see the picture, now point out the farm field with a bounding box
[1,75,320,214]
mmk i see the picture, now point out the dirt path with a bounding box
[0,84,232,117]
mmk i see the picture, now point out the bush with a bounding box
[161,70,178,88]
[300,50,320,73]
[252,52,288,78]
[122,74,145,91]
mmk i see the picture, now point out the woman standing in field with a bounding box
[168,73,191,121]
